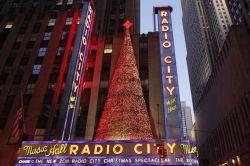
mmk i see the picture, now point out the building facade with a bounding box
[0,0,141,165]
[181,0,212,109]
[182,0,250,165]
[181,0,234,109]
[196,25,250,166]
[0,0,182,165]
[181,101,193,139]
[226,0,250,28]
[203,0,232,49]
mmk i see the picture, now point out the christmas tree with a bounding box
[95,21,153,140]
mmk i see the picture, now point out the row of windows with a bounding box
[201,93,250,162]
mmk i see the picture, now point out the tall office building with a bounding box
[181,0,212,108]
[226,0,250,28]
[182,0,250,165]
[203,0,232,49]
[181,101,193,139]
[181,0,233,109]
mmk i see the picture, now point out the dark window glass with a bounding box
[5,57,15,66]
[3,95,16,113]
[37,13,44,20]
[13,73,23,84]
[25,12,32,21]
[35,56,44,64]
[26,41,35,49]
[0,33,8,48]
[50,73,59,83]
[19,22,29,34]
[20,56,29,66]
[0,73,8,85]
[32,22,41,33]
[28,74,38,83]
[43,90,54,105]
[0,118,7,129]
[23,94,32,106]
[12,42,22,50]
[19,6,26,13]
[46,26,54,32]
[40,40,49,47]
[37,112,49,128]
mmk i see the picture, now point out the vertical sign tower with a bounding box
[154,6,183,139]
[56,0,95,140]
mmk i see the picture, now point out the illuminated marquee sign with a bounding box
[156,6,183,139]
[61,1,95,140]
[16,140,198,165]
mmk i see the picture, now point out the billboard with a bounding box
[57,0,95,140]
[16,140,198,165]
[156,6,183,139]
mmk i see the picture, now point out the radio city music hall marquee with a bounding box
[16,140,198,165]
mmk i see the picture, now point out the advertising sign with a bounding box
[58,0,95,140]
[156,6,183,139]
[16,140,198,165]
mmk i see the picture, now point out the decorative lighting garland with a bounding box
[95,21,153,140]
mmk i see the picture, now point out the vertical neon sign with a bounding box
[60,1,95,140]
[156,6,183,139]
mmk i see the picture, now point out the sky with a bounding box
[140,0,195,121]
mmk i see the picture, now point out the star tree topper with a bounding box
[123,20,133,30]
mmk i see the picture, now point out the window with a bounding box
[28,74,38,83]
[13,71,23,84]
[26,84,36,94]
[0,73,8,85]
[67,0,73,5]
[12,41,22,50]
[46,26,54,32]
[104,44,112,53]
[48,19,56,26]
[5,57,15,66]
[3,95,15,112]
[61,31,68,39]
[43,32,51,40]
[56,0,63,5]
[65,17,73,25]
[50,73,59,83]
[5,22,13,29]
[32,22,41,33]
[38,47,47,57]
[26,40,35,49]
[35,56,44,64]
[19,22,29,34]
[40,40,49,47]
[23,94,32,105]
[57,47,65,56]
[32,64,41,74]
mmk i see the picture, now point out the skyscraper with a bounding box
[225,0,250,28]
[181,0,212,108]
[181,101,193,139]
[181,0,233,109]
[182,0,250,165]
[203,0,232,49]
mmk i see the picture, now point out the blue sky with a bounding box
[140,0,195,121]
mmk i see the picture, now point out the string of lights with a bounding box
[95,23,153,140]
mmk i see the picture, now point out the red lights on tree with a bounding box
[95,20,153,140]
